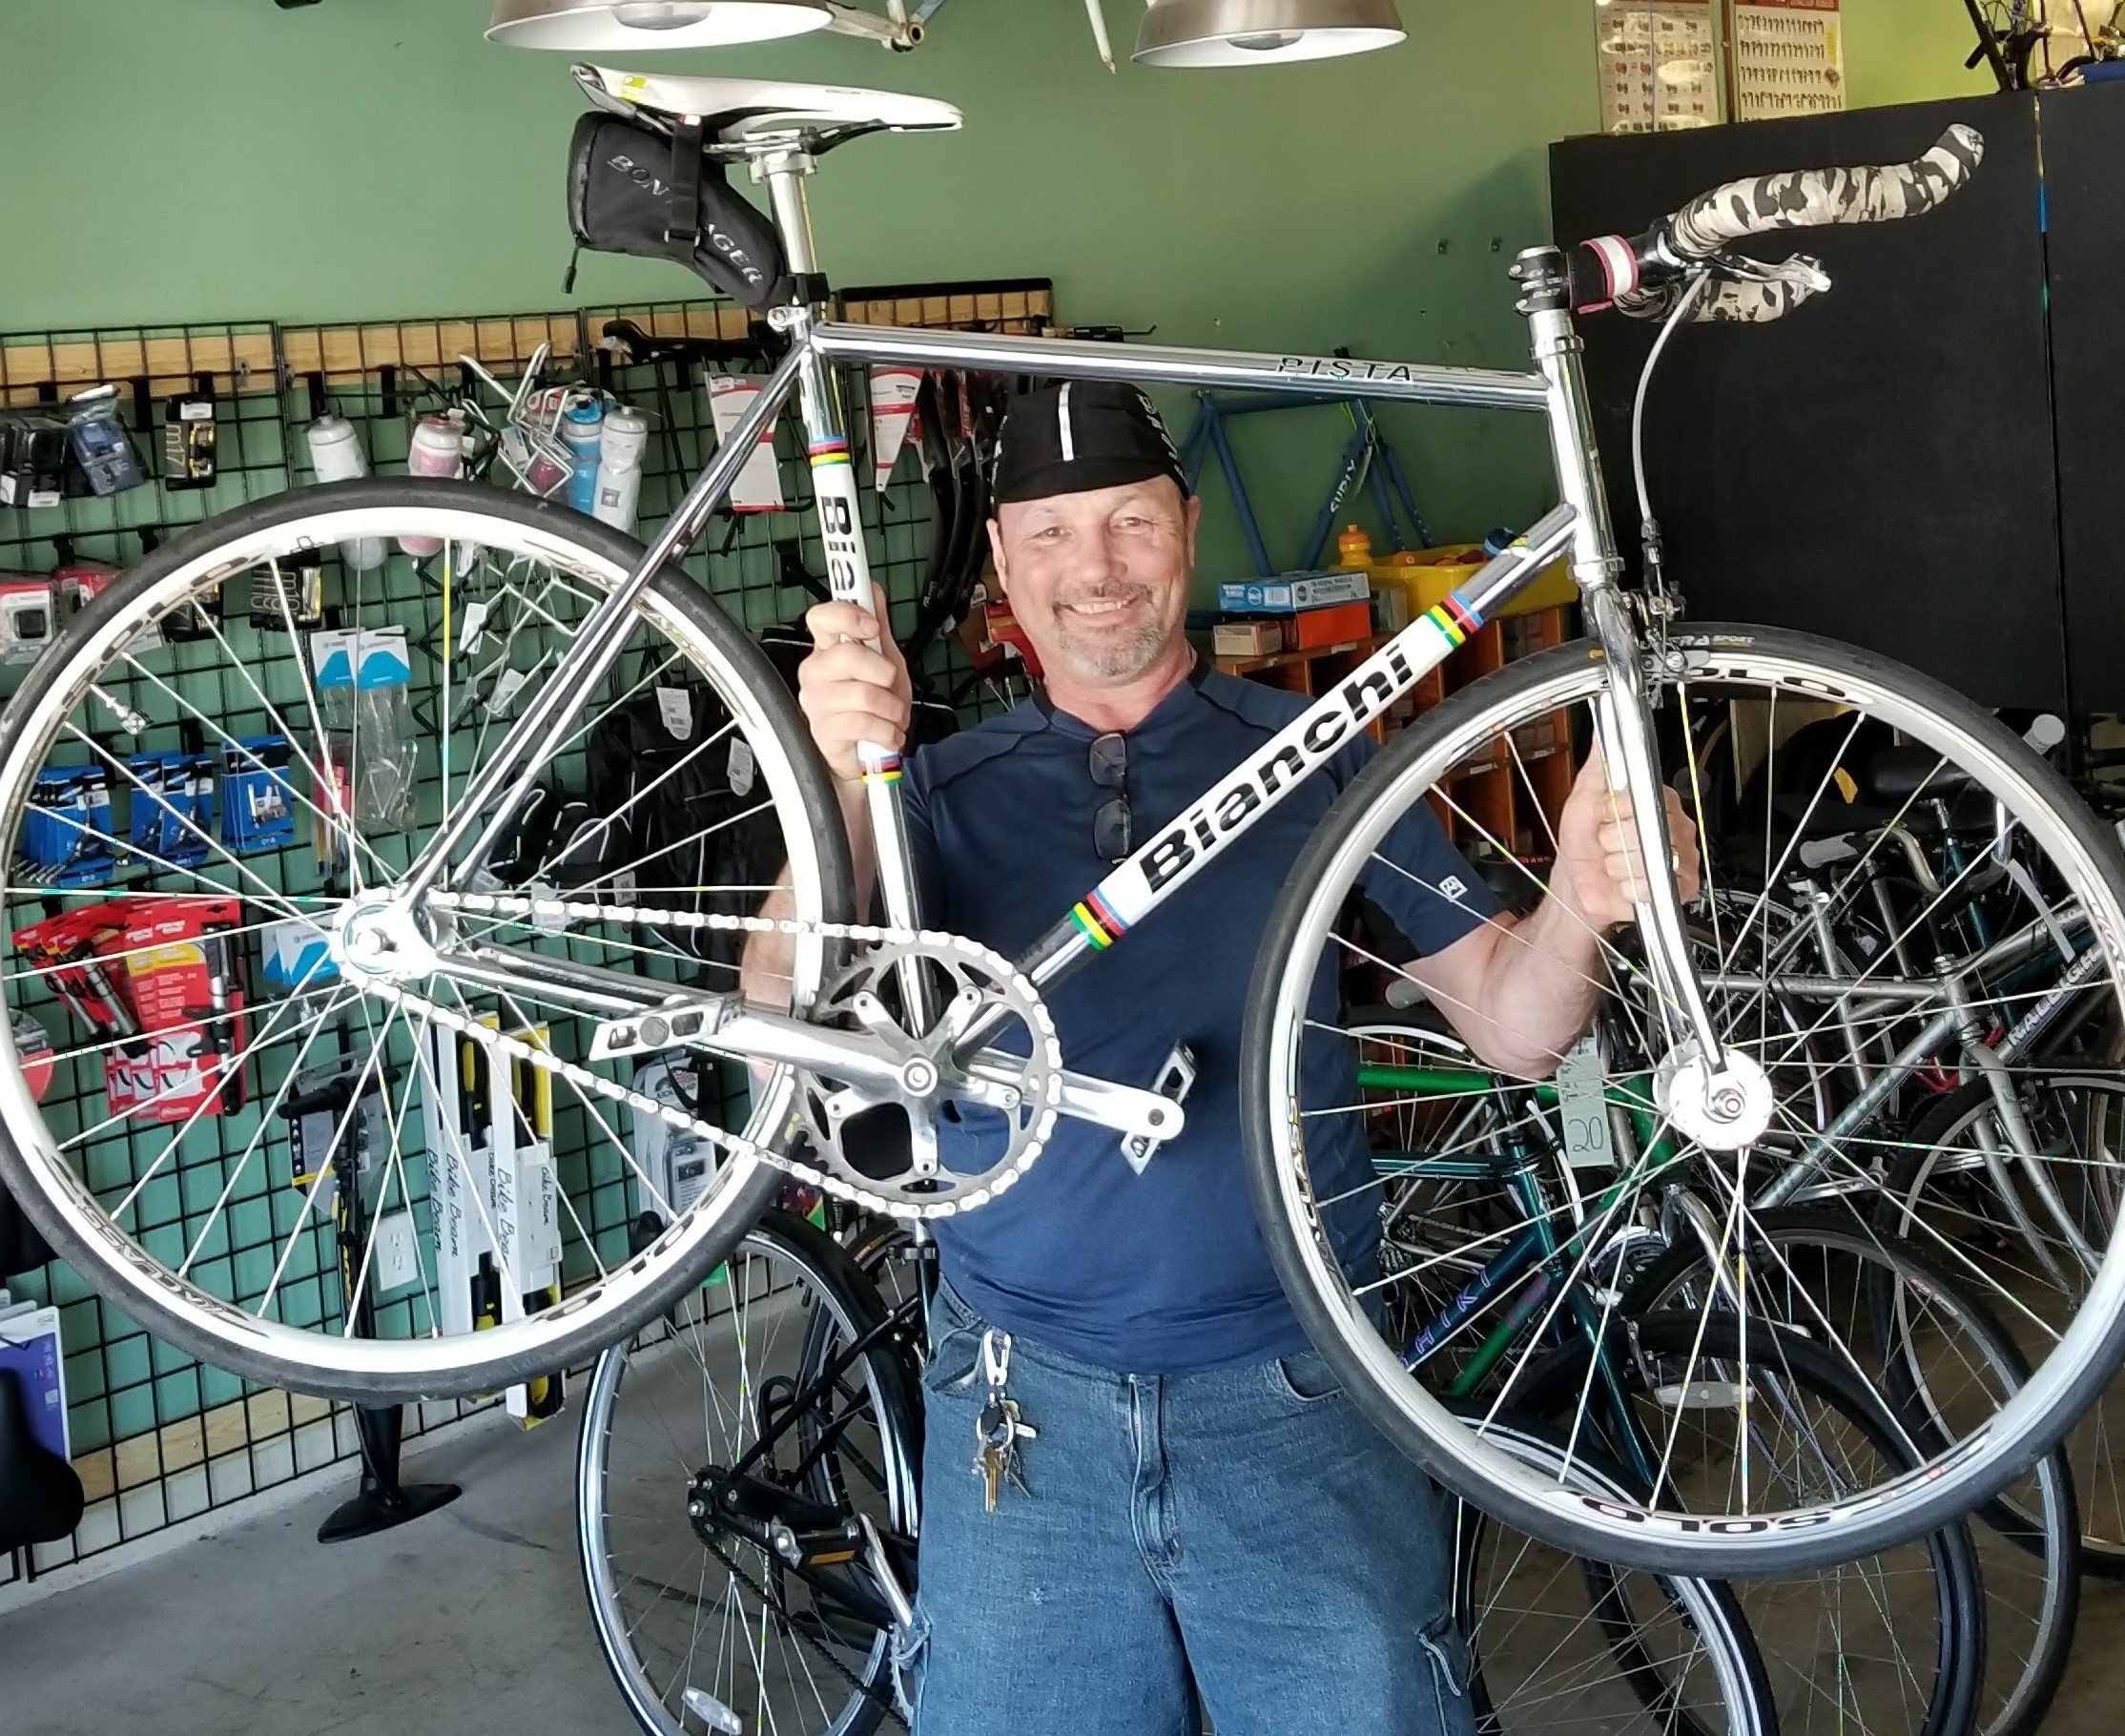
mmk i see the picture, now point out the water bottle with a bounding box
[593,406,649,534]
[402,415,464,557]
[304,416,387,571]
[563,397,606,516]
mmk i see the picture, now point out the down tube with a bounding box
[1010,504,1582,993]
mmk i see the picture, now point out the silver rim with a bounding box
[0,497,831,1389]
[576,1226,917,1736]
[1259,634,2125,1564]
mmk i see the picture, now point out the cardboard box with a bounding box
[1212,619,1284,658]
[1287,601,1374,650]
[1216,569,1372,614]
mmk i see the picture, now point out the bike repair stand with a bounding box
[302,1069,461,1544]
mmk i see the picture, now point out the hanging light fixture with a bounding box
[486,0,836,50]
[1132,0,1405,67]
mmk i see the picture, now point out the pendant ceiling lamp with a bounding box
[486,0,835,50]
[1132,0,1406,67]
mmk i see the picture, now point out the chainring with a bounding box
[792,936,1061,1214]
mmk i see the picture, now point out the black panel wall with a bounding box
[1550,95,2072,712]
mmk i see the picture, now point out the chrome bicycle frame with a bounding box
[392,156,1731,1102]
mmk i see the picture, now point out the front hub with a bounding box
[1659,1048,1775,1152]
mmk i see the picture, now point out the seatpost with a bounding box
[758,148,934,1031]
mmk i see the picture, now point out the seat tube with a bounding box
[762,153,932,1023]
[1520,248,1723,1064]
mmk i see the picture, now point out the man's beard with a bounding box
[1049,588,1167,680]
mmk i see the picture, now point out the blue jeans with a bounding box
[900,1279,1475,1736]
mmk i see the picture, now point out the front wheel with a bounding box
[1243,624,2125,1572]
[0,481,854,1401]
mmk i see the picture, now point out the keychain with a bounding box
[971,1329,1036,1514]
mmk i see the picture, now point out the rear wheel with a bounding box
[0,481,853,1399]
[577,1210,918,1736]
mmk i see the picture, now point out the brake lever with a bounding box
[1705,248,1833,294]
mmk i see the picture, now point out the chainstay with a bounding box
[402,892,1051,1221]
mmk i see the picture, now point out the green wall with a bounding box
[1,0,1988,568]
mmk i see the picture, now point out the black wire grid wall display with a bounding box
[0,278,1051,1590]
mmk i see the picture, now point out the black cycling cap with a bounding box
[988,380,1189,507]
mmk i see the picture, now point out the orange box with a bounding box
[1286,601,1373,650]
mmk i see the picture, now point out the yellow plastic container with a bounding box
[1372,545,1576,622]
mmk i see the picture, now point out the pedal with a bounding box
[1120,1044,1197,1175]
[588,994,740,1063]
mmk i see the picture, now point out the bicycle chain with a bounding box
[699,1529,905,1725]
[394,892,1054,1222]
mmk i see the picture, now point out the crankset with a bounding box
[395,893,1184,1219]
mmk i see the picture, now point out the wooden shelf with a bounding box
[1212,633,1383,677]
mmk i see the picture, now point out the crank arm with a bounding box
[964,1057,1186,1144]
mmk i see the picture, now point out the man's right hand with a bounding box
[797,598,913,784]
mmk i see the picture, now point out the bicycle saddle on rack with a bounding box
[572,64,961,150]
[0,1369,83,1553]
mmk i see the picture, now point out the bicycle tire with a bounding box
[1625,1207,2079,1736]
[1453,1406,1777,1736]
[0,479,856,1400]
[577,1209,920,1736]
[1895,1069,2125,1577]
[1243,624,2125,1572]
[1516,1312,1989,1736]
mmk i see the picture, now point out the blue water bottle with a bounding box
[563,397,607,515]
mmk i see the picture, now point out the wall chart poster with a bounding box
[1728,0,1846,120]
[1597,0,1721,134]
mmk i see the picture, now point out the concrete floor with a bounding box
[8,1373,2125,1736]
[0,1410,637,1736]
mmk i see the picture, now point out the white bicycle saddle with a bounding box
[574,63,962,143]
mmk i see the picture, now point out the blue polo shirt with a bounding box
[901,665,1497,1374]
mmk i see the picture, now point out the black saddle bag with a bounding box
[567,112,792,309]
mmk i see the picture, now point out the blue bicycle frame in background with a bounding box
[1178,382,1434,576]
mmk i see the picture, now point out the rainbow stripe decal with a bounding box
[863,751,903,786]
[1426,590,1483,648]
[1069,889,1128,950]
[808,438,852,470]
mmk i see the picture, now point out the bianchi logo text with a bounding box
[1142,641,1426,893]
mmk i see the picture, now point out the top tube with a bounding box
[807,321,1550,414]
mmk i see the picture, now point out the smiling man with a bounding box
[744,380,1699,1736]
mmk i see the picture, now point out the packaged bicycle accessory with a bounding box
[401,414,464,557]
[161,392,217,491]
[10,1017,53,1105]
[10,906,138,1050]
[869,366,924,493]
[303,415,389,570]
[311,626,418,832]
[259,916,339,995]
[421,1018,565,1423]
[64,386,145,497]
[281,1051,387,1211]
[629,1054,717,1225]
[248,548,324,630]
[592,405,648,532]
[566,109,792,309]
[9,897,239,1126]
[22,765,114,887]
[0,578,53,668]
[0,416,67,508]
[126,750,216,869]
[706,375,784,512]
[110,896,248,1123]
[562,395,605,514]
[222,734,297,854]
